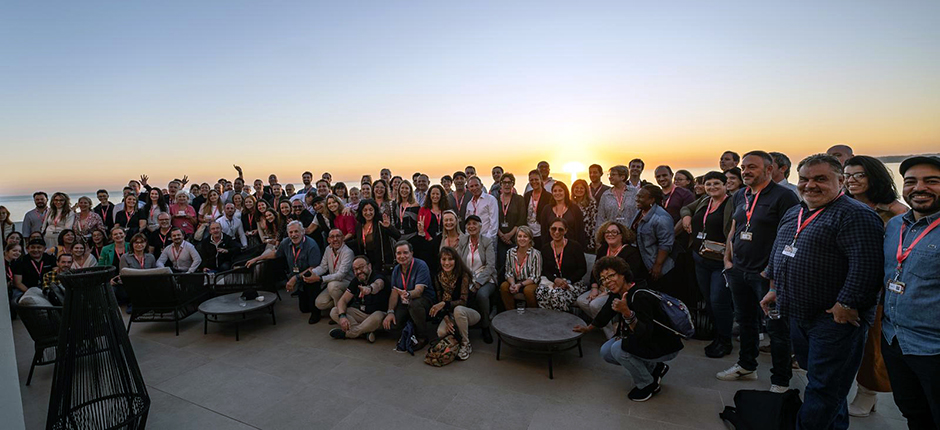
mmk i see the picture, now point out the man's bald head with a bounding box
[826,144,854,165]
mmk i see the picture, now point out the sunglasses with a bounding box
[550,227,566,232]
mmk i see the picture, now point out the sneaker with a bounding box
[308,312,321,324]
[706,338,733,358]
[759,344,771,354]
[770,384,788,394]
[457,342,472,361]
[329,328,346,339]
[704,339,721,355]
[628,382,659,402]
[716,364,758,381]
[365,332,376,343]
[652,362,670,385]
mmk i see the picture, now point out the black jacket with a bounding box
[199,233,239,271]
[592,287,684,359]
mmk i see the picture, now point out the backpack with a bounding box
[719,389,802,430]
[634,289,695,339]
[424,335,460,367]
[395,321,418,355]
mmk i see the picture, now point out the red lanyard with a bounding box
[613,188,626,211]
[292,242,303,266]
[362,223,373,245]
[75,214,85,231]
[135,254,146,268]
[896,217,940,271]
[125,209,135,224]
[6,265,12,280]
[470,197,480,215]
[455,192,465,210]
[501,195,512,217]
[703,196,726,227]
[398,203,408,224]
[400,259,415,290]
[664,190,674,209]
[432,210,442,226]
[743,187,763,228]
[52,212,63,227]
[100,205,108,220]
[553,205,568,218]
[607,244,623,257]
[150,206,158,220]
[159,230,169,245]
[115,244,126,260]
[793,206,827,243]
[468,238,479,267]
[170,244,181,262]
[247,213,254,227]
[331,249,341,272]
[531,191,541,210]
[552,239,567,274]
[514,249,528,278]
[31,259,44,276]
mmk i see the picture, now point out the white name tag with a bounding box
[782,245,798,258]
[887,280,905,294]
[696,232,707,240]
[740,231,753,241]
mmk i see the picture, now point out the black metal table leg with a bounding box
[271,306,277,325]
[204,315,208,335]
[578,338,583,357]
[235,323,239,341]
[496,337,501,360]
[548,354,554,379]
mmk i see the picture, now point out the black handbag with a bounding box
[719,389,802,430]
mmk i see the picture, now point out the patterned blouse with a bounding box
[576,198,598,252]
[72,212,106,239]
[504,246,542,284]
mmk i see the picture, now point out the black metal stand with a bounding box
[47,266,150,429]
[495,335,583,379]
[202,305,277,341]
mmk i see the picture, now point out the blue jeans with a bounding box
[791,314,869,430]
[600,338,679,388]
[726,267,791,386]
[693,253,733,339]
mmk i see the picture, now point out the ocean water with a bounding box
[0,163,909,222]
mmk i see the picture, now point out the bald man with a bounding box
[826,144,854,165]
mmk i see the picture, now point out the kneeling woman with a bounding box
[573,256,684,402]
[430,247,480,360]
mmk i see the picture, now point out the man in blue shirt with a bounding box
[762,154,884,430]
[382,240,436,351]
[246,220,322,322]
[881,156,940,429]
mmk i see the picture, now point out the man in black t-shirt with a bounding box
[148,213,173,260]
[13,238,55,300]
[329,255,390,342]
[716,151,800,392]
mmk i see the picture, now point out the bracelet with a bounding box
[387,309,395,314]
[625,311,637,325]
[339,313,347,319]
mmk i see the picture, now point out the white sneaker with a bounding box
[366,332,376,343]
[770,384,788,393]
[457,342,471,361]
[716,364,758,381]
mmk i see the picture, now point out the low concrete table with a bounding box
[198,292,277,341]
[491,308,584,379]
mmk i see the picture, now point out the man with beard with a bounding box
[156,228,202,273]
[247,221,323,320]
[448,171,470,221]
[881,156,940,428]
[720,151,740,172]
[717,151,799,392]
[21,192,48,238]
[329,255,390,342]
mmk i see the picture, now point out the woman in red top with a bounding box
[326,195,356,241]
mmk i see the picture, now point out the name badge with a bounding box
[292,266,300,274]
[696,232,707,240]
[887,280,905,294]
[360,303,367,312]
[740,231,753,241]
[501,221,509,228]
[782,244,798,258]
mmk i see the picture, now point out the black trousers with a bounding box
[881,336,940,429]
[296,280,323,314]
[393,296,434,341]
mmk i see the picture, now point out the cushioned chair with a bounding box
[211,259,280,300]
[15,289,63,385]
[121,268,211,335]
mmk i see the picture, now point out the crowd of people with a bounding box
[3,146,939,428]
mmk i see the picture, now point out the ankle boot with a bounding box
[848,384,878,417]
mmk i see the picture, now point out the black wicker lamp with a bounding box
[47,266,150,429]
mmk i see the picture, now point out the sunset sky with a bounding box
[1,1,938,195]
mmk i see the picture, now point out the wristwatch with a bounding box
[838,302,854,310]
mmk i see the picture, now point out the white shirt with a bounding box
[312,244,354,283]
[465,192,499,239]
[156,241,202,273]
[216,215,248,248]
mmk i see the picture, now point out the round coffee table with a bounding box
[491,308,584,379]
[198,292,277,341]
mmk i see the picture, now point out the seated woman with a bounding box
[430,247,480,360]
[120,233,157,270]
[536,218,587,312]
[573,256,684,402]
[577,221,645,337]
[98,226,131,268]
[47,229,77,259]
[499,226,542,310]
[88,229,108,261]
[456,215,497,343]
[257,208,282,251]
[70,240,97,269]
[5,231,23,252]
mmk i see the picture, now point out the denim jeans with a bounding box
[881,337,940,429]
[469,282,496,329]
[791,314,869,430]
[726,267,791,386]
[600,338,679,388]
[693,253,733,339]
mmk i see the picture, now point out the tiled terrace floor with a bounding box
[12,294,908,429]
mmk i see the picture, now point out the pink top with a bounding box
[333,214,357,236]
[170,204,197,235]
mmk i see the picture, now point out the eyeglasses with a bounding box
[501,181,513,185]
[842,172,866,181]
[604,230,621,236]
[599,274,619,284]
[549,227,566,232]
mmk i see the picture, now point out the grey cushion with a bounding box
[120,267,173,277]
[17,287,53,307]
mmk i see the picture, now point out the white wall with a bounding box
[0,258,27,430]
